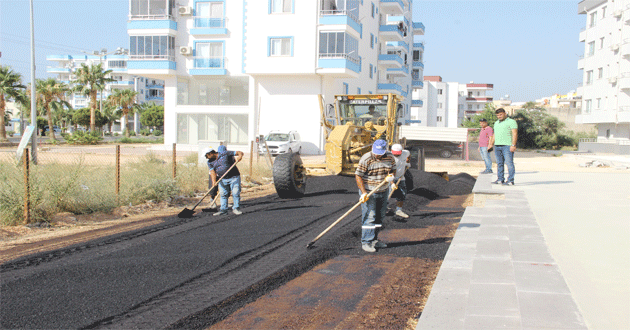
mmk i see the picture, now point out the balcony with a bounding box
[319,9,362,37]
[618,72,630,90]
[412,80,423,88]
[379,0,404,15]
[129,0,174,20]
[576,110,619,124]
[317,54,360,78]
[386,41,409,52]
[466,83,493,90]
[413,42,424,51]
[377,82,403,96]
[412,22,425,35]
[411,99,423,106]
[379,24,404,41]
[191,17,228,36]
[188,57,227,75]
[413,61,424,69]
[386,67,408,77]
[46,55,72,61]
[579,28,586,42]
[387,15,409,27]
[46,66,71,74]
[378,54,403,69]
[128,55,176,76]
[466,96,494,102]
[127,20,177,36]
[578,57,585,70]
[110,80,135,87]
[146,83,164,89]
[622,39,630,57]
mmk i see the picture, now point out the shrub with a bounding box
[139,128,151,136]
[6,131,14,137]
[63,131,103,145]
[152,129,162,136]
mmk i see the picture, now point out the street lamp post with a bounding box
[29,0,37,164]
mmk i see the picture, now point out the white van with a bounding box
[259,130,301,155]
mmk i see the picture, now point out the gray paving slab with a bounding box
[508,226,545,243]
[418,293,468,330]
[518,291,587,329]
[478,225,509,240]
[513,261,571,294]
[466,283,520,317]
[470,259,514,284]
[475,239,511,259]
[510,241,555,263]
[464,315,522,330]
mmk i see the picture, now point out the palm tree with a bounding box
[101,101,120,134]
[0,65,26,142]
[108,89,138,137]
[36,78,71,140]
[73,63,113,132]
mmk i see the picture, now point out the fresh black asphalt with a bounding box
[0,169,474,329]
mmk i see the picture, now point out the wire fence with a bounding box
[0,142,274,226]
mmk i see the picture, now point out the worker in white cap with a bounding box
[389,144,410,218]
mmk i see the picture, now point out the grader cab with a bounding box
[272,93,410,198]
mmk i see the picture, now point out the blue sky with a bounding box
[0,0,584,102]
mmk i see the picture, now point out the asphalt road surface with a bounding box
[1,169,474,329]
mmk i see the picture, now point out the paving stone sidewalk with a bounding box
[417,173,587,330]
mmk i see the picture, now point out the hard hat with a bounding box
[391,144,403,155]
[201,147,215,156]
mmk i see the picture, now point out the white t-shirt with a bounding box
[392,150,411,180]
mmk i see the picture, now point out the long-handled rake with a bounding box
[306,178,389,249]
[178,161,239,218]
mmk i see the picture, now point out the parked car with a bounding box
[259,130,302,156]
[43,125,61,134]
[406,140,463,158]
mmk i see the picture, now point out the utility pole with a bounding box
[29,0,37,164]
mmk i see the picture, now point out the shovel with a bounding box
[178,161,239,218]
[306,178,389,249]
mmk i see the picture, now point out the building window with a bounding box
[177,113,249,145]
[177,76,249,106]
[437,102,443,109]
[318,32,359,63]
[270,0,292,13]
[195,1,225,28]
[586,70,593,85]
[437,116,442,122]
[343,82,349,94]
[108,60,127,68]
[412,69,419,81]
[369,64,373,78]
[468,104,473,110]
[412,50,422,62]
[357,87,361,94]
[596,98,601,109]
[370,34,374,48]
[598,67,604,79]
[129,35,176,60]
[468,91,473,97]
[269,37,293,56]
[588,41,595,56]
[194,42,224,68]
[129,0,175,19]
[584,100,592,113]
[371,2,375,17]
[437,89,443,95]
[600,37,605,49]
[601,6,606,18]
[589,11,597,27]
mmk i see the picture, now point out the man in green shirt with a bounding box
[488,108,518,185]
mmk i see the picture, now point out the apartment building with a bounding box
[576,0,630,144]
[410,76,493,128]
[126,0,425,153]
[46,49,164,132]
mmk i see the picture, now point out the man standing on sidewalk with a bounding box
[355,139,395,253]
[478,118,494,174]
[488,108,518,185]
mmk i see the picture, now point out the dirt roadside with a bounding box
[1,152,625,263]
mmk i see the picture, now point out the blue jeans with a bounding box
[494,145,515,183]
[479,146,493,172]
[219,176,241,211]
[359,190,388,245]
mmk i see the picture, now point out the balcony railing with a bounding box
[194,17,227,28]
[619,106,630,112]
[318,53,360,65]
[129,0,174,20]
[320,9,359,25]
[193,56,226,69]
[129,54,175,61]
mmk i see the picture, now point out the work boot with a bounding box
[232,208,242,215]
[395,209,409,218]
[372,240,388,248]
[362,243,376,253]
[213,210,228,216]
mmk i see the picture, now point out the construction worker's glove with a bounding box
[385,174,395,183]
[359,193,369,204]
[390,183,398,192]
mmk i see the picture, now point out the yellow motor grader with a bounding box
[272,93,413,198]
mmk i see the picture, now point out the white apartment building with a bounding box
[576,0,630,144]
[47,50,165,132]
[410,76,493,128]
[126,0,425,153]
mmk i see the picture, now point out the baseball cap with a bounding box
[479,118,487,122]
[391,144,403,156]
[202,147,215,155]
[372,139,388,155]
[217,145,227,153]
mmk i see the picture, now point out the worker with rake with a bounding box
[355,139,396,253]
[389,144,411,219]
[207,145,244,216]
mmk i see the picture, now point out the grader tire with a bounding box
[273,152,306,198]
[404,170,414,191]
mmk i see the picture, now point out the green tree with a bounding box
[108,89,139,137]
[461,103,497,134]
[73,63,114,132]
[0,65,26,142]
[36,78,71,140]
[73,107,107,128]
[139,103,164,129]
[101,101,120,134]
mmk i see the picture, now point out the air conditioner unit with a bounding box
[178,6,193,15]
[609,76,618,84]
[614,10,622,18]
[611,43,620,51]
[179,46,193,56]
